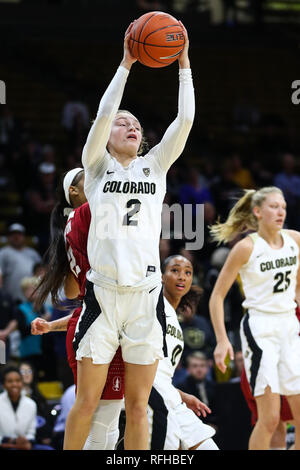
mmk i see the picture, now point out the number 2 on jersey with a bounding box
[123,199,141,226]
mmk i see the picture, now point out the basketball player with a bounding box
[64,20,194,450]
[33,168,124,450]
[240,304,300,449]
[209,186,300,450]
[147,255,218,450]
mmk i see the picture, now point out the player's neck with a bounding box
[163,290,181,310]
[257,227,283,249]
[112,152,137,168]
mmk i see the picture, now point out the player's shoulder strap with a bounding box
[248,232,259,244]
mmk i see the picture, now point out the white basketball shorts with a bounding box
[240,310,300,397]
[73,280,167,365]
[147,386,216,450]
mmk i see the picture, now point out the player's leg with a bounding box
[248,387,281,450]
[269,420,287,450]
[285,395,300,450]
[124,361,159,449]
[83,399,123,450]
[63,358,109,449]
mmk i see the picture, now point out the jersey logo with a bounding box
[112,376,121,391]
[143,168,150,177]
[256,253,264,258]
[106,170,114,175]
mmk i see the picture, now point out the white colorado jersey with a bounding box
[83,65,194,288]
[152,297,184,408]
[239,230,299,314]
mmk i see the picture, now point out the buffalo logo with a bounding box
[112,376,121,391]
[143,168,150,177]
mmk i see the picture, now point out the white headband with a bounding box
[63,168,83,205]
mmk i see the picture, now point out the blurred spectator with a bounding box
[61,90,90,150]
[229,153,255,189]
[19,361,53,447]
[0,106,21,156]
[222,0,238,26]
[52,383,75,450]
[166,164,182,203]
[0,366,53,450]
[15,276,50,376]
[229,350,244,383]
[172,358,188,387]
[257,114,289,171]
[0,269,18,361]
[274,152,300,230]
[26,162,57,254]
[0,223,41,303]
[210,161,242,222]
[198,156,217,188]
[14,138,42,193]
[202,247,243,348]
[249,157,274,188]
[0,152,16,192]
[179,166,215,226]
[41,144,56,165]
[233,93,260,131]
[136,0,166,11]
[177,284,216,365]
[177,352,218,427]
[0,366,36,450]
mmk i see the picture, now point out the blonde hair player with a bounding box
[63,20,194,450]
[209,186,300,450]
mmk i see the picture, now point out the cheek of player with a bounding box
[108,116,142,156]
[76,175,87,205]
[163,266,193,299]
[69,175,87,206]
[254,196,287,229]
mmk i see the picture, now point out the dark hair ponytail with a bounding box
[34,170,83,310]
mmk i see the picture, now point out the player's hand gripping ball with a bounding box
[128,11,185,68]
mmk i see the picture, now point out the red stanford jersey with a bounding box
[64,202,125,399]
[65,202,91,299]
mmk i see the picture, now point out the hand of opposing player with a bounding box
[31,317,50,335]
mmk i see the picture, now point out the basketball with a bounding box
[129,11,185,68]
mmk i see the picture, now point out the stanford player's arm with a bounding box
[64,271,80,299]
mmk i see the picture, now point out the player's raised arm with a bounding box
[82,23,137,173]
[148,23,195,172]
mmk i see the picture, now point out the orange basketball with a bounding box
[129,11,185,68]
